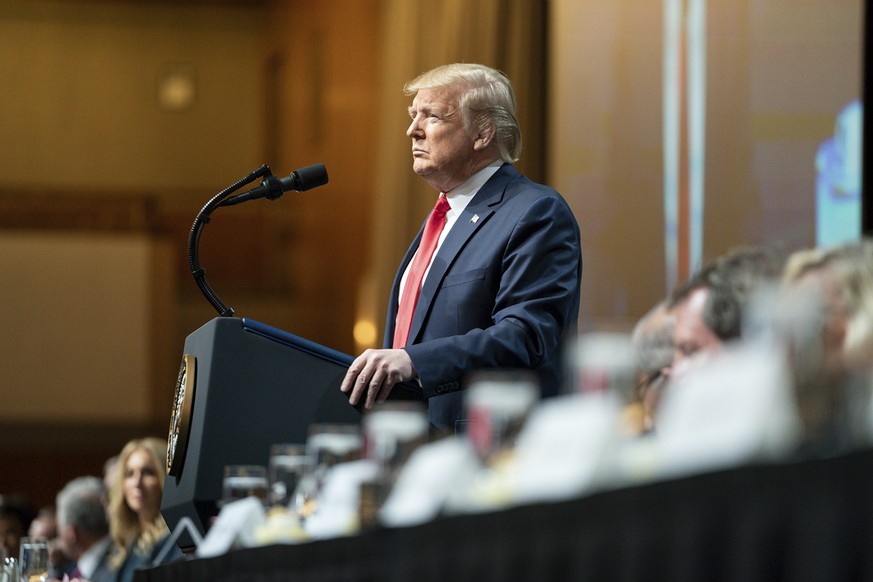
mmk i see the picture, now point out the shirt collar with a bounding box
[443,161,503,214]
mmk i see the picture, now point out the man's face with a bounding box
[27,514,55,540]
[407,86,480,192]
[671,287,723,379]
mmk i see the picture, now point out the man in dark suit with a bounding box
[341,63,582,432]
[54,476,113,582]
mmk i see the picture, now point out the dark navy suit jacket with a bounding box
[384,164,583,431]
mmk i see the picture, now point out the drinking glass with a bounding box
[362,401,429,480]
[221,464,268,506]
[18,537,49,582]
[293,423,362,520]
[464,370,539,465]
[359,402,429,529]
[268,443,309,508]
[571,332,636,402]
[0,554,16,582]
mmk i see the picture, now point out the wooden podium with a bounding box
[160,317,421,551]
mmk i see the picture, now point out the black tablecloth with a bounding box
[137,447,873,582]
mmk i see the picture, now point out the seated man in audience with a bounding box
[28,506,57,541]
[629,301,674,433]
[667,246,784,380]
[54,477,113,582]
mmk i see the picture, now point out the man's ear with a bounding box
[473,123,496,151]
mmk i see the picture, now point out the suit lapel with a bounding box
[406,164,517,343]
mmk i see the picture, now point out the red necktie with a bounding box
[393,194,451,348]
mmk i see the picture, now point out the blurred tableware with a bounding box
[0,555,16,582]
[464,370,539,465]
[268,443,309,507]
[573,332,636,403]
[18,537,49,582]
[293,423,362,520]
[222,465,268,506]
[359,402,429,529]
[362,401,429,480]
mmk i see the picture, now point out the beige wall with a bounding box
[0,232,174,423]
[0,0,265,194]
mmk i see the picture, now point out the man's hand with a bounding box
[341,348,416,409]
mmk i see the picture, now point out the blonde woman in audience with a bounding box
[106,437,182,581]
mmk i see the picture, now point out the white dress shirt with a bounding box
[397,161,503,305]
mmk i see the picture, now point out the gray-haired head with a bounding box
[404,63,522,163]
[56,476,108,537]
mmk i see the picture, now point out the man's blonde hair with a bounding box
[404,63,522,163]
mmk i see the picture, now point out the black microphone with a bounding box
[220,163,329,206]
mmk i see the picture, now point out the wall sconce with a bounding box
[156,63,197,112]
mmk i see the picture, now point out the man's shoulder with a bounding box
[503,176,571,213]
[492,164,559,194]
[484,164,563,202]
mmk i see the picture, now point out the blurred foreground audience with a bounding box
[781,239,873,450]
[783,239,873,373]
[667,245,784,380]
[651,239,873,452]
[629,301,674,433]
[629,246,785,432]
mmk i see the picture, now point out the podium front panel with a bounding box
[160,317,364,551]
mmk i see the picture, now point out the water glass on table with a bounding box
[221,464,268,506]
[268,443,309,508]
[293,423,362,519]
[18,537,49,582]
[0,552,16,582]
[464,370,539,466]
[362,401,429,480]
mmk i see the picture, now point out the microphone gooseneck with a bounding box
[189,163,329,317]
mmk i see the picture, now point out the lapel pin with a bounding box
[471,214,480,223]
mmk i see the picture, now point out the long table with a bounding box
[137,447,873,581]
